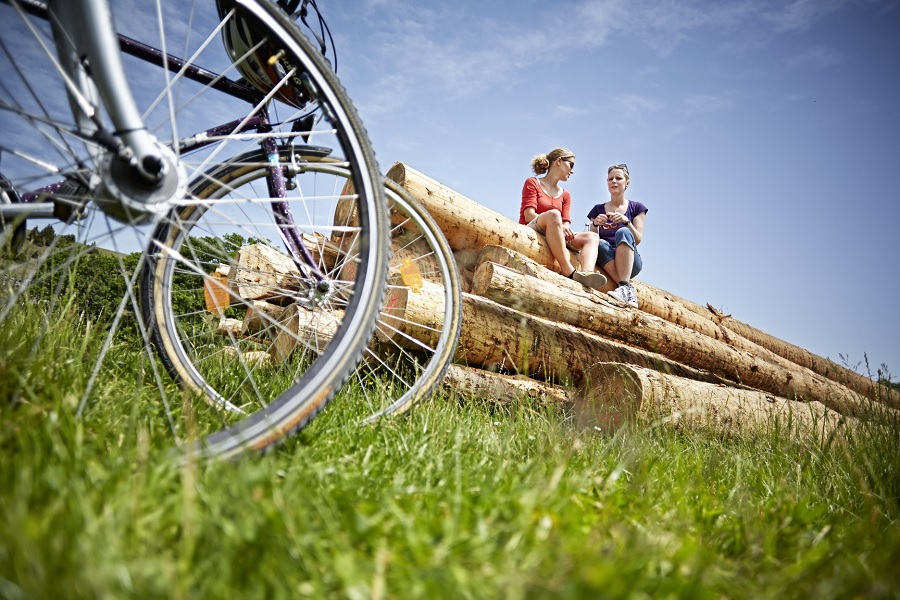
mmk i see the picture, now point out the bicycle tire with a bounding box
[356,177,462,422]
[1,0,388,458]
[144,150,461,440]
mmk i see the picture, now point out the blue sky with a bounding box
[318,0,900,380]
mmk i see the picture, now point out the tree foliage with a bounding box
[11,227,260,340]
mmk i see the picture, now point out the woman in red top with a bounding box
[520,147,605,290]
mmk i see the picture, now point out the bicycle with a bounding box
[1,0,397,459]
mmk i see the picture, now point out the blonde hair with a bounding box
[531,147,574,175]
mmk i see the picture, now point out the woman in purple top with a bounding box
[586,164,648,308]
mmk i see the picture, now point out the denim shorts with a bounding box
[597,227,643,278]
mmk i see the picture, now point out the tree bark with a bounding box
[456,291,734,387]
[377,280,447,348]
[442,364,573,405]
[574,362,854,441]
[385,162,581,273]
[472,260,882,419]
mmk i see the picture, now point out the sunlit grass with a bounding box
[2,303,899,599]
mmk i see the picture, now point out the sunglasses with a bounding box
[607,163,629,174]
[561,159,575,170]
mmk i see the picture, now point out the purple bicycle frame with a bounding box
[5,4,327,283]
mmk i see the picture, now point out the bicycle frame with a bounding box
[1,0,332,283]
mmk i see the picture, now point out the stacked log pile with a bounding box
[384,162,899,436]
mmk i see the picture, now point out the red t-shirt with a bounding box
[519,177,571,225]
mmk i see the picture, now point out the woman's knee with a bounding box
[614,227,636,249]
[539,209,564,228]
[576,231,599,246]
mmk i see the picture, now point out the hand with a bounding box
[563,223,575,241]
[606,212,628,225]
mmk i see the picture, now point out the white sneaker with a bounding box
[625,283,639,307]
[607,283,638,308]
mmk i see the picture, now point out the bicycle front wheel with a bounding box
[1,0,387,459]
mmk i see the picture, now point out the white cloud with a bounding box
[785,46,845,69]
[681,92,736,115]
[608,94,663,121]
[762,0,849,33]
[335,0,884,121]
[555,104,592,116]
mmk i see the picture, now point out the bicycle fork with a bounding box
[47,0,186,223]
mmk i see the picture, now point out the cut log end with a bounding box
[572,363,643,431]
[470,261,494,296]
[386,162,408,186]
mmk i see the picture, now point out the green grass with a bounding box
[2,306,900,599]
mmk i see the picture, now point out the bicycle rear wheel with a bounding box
[0,0,387,458]
[355,178,462,422]
[143,150,460,448]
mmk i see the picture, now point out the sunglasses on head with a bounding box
[607,163,628,174]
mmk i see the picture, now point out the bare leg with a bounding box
[614,243,636,283]
[570,231,599,272]
[602,243,635,284]
[537,211,576,275]
[600,261,620,284]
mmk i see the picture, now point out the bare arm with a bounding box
[523,207,538,223]
[627,212,646,245]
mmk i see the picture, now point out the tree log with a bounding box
[377,280,447,348]
[478,241,898,410]
[667,294,899,410]
[221,347,272,368]
[472,260,880,419]
[477,244,880,388]
[389,230,443,284]
[442,364,573,405]
[389,161,895,407]
[299,232,342,273]
[241,301,286,336]
[456,292,735,387]
[476,247,896,409]
[203,264,233,314]
[216,317,244,337]
[269,304,343,364]
[231,244,303,303]
[574,362,854,441]
[385,162,581,274]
